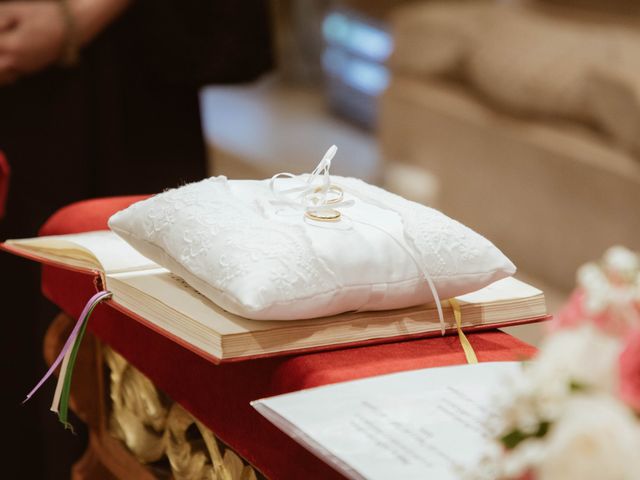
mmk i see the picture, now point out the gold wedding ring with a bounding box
[313,185,344,204]
[305,209,342,222]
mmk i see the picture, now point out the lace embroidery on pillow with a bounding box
[336,177,483,277]
[128,177,339,308]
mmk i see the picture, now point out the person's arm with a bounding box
[0,0,131,85]
[69,0,130,46]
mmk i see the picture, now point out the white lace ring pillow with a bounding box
[108,176,515,321]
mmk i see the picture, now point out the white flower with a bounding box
[577,251,640,322]
[498,439,545,478]
[577,263,612,314]
[530,325,621,395]
[490,326,622,438]
[578,262,610,291]
[536,395,640,480]
[603,246,639,277]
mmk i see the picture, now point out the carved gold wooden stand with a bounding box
[45,313,262,480]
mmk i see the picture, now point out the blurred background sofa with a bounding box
[382,0,640,295]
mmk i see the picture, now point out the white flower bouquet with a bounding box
[476,247,640,480]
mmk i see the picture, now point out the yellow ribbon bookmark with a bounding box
[448,298,478,364]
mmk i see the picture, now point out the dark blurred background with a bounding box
[2,0,640,477]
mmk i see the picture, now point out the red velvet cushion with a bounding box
[0,151,9,219]
[39,195,149,236]
[39,197,536,479]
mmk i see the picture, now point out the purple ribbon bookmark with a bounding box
[23,290,112,404]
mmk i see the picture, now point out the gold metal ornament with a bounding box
[105,347,260,480]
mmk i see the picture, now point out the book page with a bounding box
[106,268,256,335]
[253,362,521,480]
[456,277,542,304]
[6,231,157,274]
[106,269,546,361]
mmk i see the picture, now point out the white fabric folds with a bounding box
[108,175,515,320]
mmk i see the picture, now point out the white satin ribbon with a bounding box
[269,145,354,214]
[270,145,446,334]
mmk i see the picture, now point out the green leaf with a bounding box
[500,421,551,450]
[569,380,587,392]
[500,429,527,449]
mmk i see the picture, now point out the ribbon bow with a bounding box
[270,145,353,221]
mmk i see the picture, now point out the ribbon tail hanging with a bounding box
[23,290,112,431]
[448,298,478,364]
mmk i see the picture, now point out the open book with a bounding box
[253,361,520,479]
[2,231,547,362]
